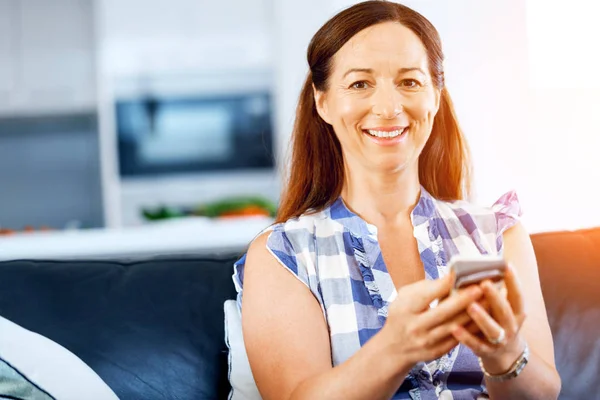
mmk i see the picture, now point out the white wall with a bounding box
[522,0,600,231]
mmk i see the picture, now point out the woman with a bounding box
[233,1,561,399]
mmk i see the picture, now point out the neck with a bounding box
[341,161,422,227]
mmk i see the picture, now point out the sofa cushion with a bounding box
[531,227,600,400]
[224,299,261,400]
[0,254,240,400]
[0,315,119,400]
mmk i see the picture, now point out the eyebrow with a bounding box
[342,67,426,79]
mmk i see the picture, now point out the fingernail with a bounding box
[469,303,480,313]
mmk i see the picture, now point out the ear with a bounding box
[313,84,332,125]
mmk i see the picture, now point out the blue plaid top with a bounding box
[233,187,521,399]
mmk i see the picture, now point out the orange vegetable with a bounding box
[218,205,271,219]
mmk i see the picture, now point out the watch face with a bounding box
[481,343,530,382]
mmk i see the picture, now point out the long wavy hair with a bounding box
[276,0,471,223]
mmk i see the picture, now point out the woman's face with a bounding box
[315,22,441,174]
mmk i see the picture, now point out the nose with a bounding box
[371,85,403,119]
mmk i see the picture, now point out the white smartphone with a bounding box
[448,255,507,293]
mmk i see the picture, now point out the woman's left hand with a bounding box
[451,263,528,374]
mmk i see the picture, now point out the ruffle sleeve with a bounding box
[491,190,523,252]
[232,224,315,309]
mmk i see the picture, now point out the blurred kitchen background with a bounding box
[0,0,599,258]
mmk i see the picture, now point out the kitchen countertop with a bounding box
[0,216,274,260]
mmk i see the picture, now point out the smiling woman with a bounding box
[277,5,469,223]
[312,21,447,190]
[231,1,561,399]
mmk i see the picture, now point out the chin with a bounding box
[375,158,412,173]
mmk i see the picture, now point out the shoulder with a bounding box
[436,197,493,218]
[434,190,522,234]
[425,190,522,255]
[242,209,333,289]
[261,208,337,251]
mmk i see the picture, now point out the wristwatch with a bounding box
[478,342,530,382]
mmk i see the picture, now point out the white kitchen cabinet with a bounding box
[0,0,96,117]
[97,0,273,76]
[0,0,16,110]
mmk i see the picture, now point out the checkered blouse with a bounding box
[233,187,521,399]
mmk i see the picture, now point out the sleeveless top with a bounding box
[233,187,521,400]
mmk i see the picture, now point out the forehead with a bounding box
[331,22,429,75]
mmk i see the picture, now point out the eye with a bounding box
[400,79,421,88]
[350,81,369,90]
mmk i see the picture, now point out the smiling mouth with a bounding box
[363,126,409,139]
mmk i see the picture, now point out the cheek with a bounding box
[333,96,369,126]
[406,93,438,125]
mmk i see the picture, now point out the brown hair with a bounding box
[276,0,471,223]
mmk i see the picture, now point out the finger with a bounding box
[423,335,459,363]
[426,310,473,344]
[504,263,525,317]
[451,325,495,356]
[498,283,508,299]
[480,280,517,331]
[427,304,494,344]
[475,298,491,316]
[467,302,505,345]
[404,274,454,312]
[419,285,483,329]
[464,320,482,335]
[479,298,490,311]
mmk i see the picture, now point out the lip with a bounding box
[363,126,407,132]
[362,126,409,146]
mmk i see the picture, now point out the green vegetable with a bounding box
[142,206,185,221]
[194,196,277,217]
[141,196,277,221]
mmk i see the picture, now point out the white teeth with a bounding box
[366,128,405,138]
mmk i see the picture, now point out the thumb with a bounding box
[403,273,453,312]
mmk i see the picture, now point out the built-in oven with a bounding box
[115,90,274,176]
[110,70,279,226]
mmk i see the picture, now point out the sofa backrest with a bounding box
[531,227,600,400]
[0,255,240,400]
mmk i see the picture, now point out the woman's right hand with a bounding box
[381,274,484,369]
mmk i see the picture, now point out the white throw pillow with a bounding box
[0,315,119,400]
[224,300,262,400]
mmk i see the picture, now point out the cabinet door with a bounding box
[18,0,96,113]
[0,0,16,112]
[99,0,273,75]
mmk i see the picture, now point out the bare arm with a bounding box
[242,232,485,400]
[484,222,561,399]
[452,222,561,399]
[242,232,409,400]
